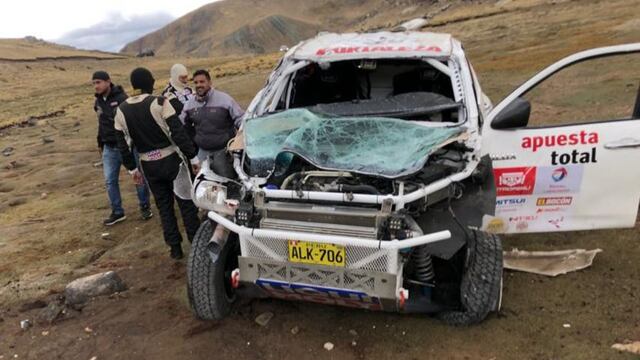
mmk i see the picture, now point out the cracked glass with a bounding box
[244,109,464,178]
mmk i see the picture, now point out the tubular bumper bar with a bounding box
[208,211,451,250]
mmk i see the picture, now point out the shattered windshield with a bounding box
[244,109,464,179]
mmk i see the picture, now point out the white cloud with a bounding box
[56,12,174,52]
[0,0,217,47]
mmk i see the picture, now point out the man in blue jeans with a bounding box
[93,70,152,225]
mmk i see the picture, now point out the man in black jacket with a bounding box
[181,69,244,178]
[93,71,151,226]
[114,67,201,260]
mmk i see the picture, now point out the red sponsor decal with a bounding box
[536,196,572,206]
[536,207,565,214]
[521,131,599,152]
[509,215,538,222]
[494,167,536,196]
[315,45,442,56]
[516,221,529,231]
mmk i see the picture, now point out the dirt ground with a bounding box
[1,1,640,359]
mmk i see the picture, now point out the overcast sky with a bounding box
[0,0,217,52]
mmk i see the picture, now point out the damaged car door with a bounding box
[482,44,640,233]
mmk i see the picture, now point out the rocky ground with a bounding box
[1,0,639,359]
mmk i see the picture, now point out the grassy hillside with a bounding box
[0,37,124,61]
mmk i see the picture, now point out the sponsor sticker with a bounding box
[521,131,599,152]
[256,279,382,311]
[509,215,538,223]
[315,45,442,56]
[497,197,527,206]
[485,217,507,233]
[495,197,526,213]
[520,131,599,165]
[536,196,573,206]
[515,221,529,231]
[534,166,583,194]
[494,167,537,196]
[548,216,565,229]
[536,207,566,214]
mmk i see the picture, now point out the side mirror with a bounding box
[491,97,531,129]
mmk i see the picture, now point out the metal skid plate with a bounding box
[239,257,400,311]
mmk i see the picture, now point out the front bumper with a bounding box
[208,211,451,311]
[207,211,451,251]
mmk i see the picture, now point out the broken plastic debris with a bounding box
[254,312,274,327]
[503,248,602,277]
[612,341,640,355]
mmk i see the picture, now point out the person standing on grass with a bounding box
[161,63,193,115]
[181,69,244,178]
[114,67,201,260]
[92,70,152,226]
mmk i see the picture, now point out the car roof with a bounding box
[290,31,455,62]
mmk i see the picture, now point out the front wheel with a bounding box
[187,219,240,320]
[438,230,503,326]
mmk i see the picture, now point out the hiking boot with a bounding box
[103,213,126,226]
[140,206,153,220]
[170,245,184,260]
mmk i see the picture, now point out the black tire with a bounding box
[438,230,503,326]
[187,219,240,320]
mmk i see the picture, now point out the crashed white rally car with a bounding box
[187,31,640,325]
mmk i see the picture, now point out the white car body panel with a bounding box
[482,43,640,233]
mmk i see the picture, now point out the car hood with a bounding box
[244,109,465,179]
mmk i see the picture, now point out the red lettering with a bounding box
[545,135,556,148]
[568,133,579,145]
[580,130,588,144]
[315,45,443,56]
[557,134,567,146]
[533,137,543,152]
[521,131,599,152]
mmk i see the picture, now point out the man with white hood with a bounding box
[162,64,193,114]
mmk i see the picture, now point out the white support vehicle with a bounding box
[187,31,640,325]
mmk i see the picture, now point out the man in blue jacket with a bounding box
[93,70,152,226]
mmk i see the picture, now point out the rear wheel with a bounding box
[438,230,503,326]
[187,219,240,320]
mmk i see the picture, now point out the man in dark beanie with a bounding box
[92,70,152,226]
[113,67,201,259]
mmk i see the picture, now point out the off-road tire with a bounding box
[187,219,239,320]
[438,230,503,326]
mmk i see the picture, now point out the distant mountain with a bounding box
[120,0,459,56]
